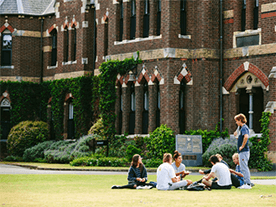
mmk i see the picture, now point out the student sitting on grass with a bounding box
[157,153,192,190]
[171,150,190,179]
[202,155,232,190]
[111,154,153,189]
[229,153,251,189]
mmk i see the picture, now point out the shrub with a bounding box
[7,121,49,157]
[145,125,175,159]
[185,123,229,153]
[202,136,241,168]
[249,112,273,171]
[70,155,127,167]
[23,141,54,162]
[88,118,105,139]
[44,135,100,163]
[126,145,142,162]
[144,158,162,168]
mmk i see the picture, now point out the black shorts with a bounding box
[211,182,231,190]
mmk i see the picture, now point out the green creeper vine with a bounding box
[45,75,99,140]
[98,55,142,140]
[249,112,272,171]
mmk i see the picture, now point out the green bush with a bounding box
[23,141,54,162]
[44,135,99,163]
[249,112,273,171]
[145,125,175,159]
[144,158,162,168]
[108,135,136,158]
[185,123,229,152]
[7,121,49,157]
[202,136,241,168]
[3,155,23,162]
[70,155,127,167]
[126,145,142,162]
[88,118,106,139]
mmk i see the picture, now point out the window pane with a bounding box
[69,102,74,120]
[2,34,12,49]
[1,51,11,66]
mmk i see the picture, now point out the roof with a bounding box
[0,0,55,16]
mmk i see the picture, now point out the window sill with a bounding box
[0,66,14,69]
[47,62,58,69]
[233,28,261,48]
[62,60,77,65]
[114,35,162,45]
[178,34,191,39]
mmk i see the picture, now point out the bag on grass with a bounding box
[187,182,205,191]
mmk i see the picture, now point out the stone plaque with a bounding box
[176,135,203,166]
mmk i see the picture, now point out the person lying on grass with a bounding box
[157,153,192,190]
[171,150,190,179]
[111,154,154,189]
[202,155,232,190]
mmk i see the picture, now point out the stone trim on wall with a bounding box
[174,63,193,85]
[224,62,269,92]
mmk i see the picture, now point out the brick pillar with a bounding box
[136,0,143,38]
[149,0,157,36]
[122,84,129,134]
[135,83,143,134]
[148,82,157,133]
[267,67,276,167]
[123,1,130,40]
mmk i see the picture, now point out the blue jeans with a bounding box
[239,151,251,184]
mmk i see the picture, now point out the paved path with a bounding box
[1,164,275,185]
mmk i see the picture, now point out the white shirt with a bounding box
[211,162,232,186]
[171,162,185,174]
[157,163,176,190]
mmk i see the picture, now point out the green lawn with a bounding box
[1,174,275,207]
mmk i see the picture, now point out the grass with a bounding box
[0,174,275,207]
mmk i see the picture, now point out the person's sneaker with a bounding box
[238,184,252,189]
[251,183,255,187]
[111,185,119,189]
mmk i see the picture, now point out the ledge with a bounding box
[0,66,14,69]
[114,35,162,45]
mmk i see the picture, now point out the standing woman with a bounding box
[111,154,152,189]
[234,113,252,188]
[171,150,190,179]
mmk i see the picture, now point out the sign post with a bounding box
[175,135,203,166]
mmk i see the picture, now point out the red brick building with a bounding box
[0,0,275,164]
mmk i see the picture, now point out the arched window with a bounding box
[104,18,109,56]
[119,1,124,41]
[241,0,246,31]
[179,80,185,134]
[130,0,136,40]
[129,83,135,134]
[143,0,150,38]
[1,30,12,66]
[64,27,69,62]
[142,82,149,134]
[71,26,76,61]
[156,0,161,36]
[253,0,259,30]
[180,0,187,35]
[1,98,11,140]
[67,99,75,139]
[118,86,123,134]
[156,82,160,128]
[51,29,57,66]
[235,72,264,133]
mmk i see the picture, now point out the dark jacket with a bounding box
[127,164,148,185]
